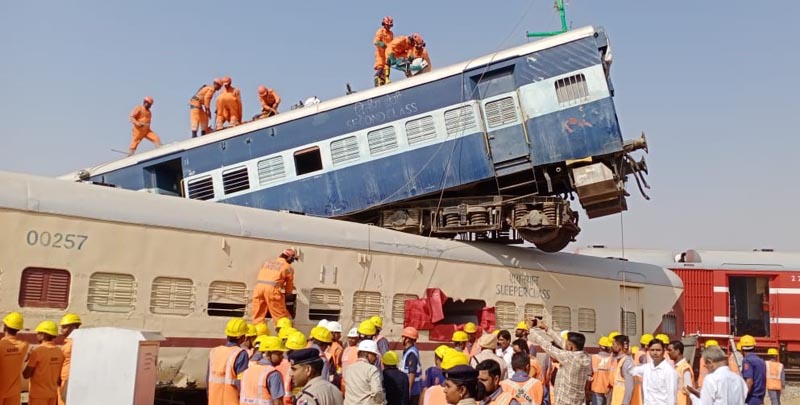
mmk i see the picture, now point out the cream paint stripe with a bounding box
[714,316,729,323]
[713,286,728,293]
[775,318,800,325]
[772,288,800,294]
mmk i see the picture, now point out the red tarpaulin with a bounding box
[426,288,447,323]
[403,298,433,330]
[403,288,496,337]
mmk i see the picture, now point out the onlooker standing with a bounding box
[496,331,515,377]
[527,322,591,405]
[684,346,746,404]
[470,334,508,380]
[630,340,677,405]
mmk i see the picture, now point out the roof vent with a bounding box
[753,248,774,252]
[677,249,702,263]
[590,245,606,248]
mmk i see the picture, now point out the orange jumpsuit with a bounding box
[129,105,161,151]
[252,257,294,323]
[0,335,30,405]
[58,338,72,405]
[329,341,344,374]
[374,27,394,71]
[257,89,281,119]
[386,36,413,64]
[28,341,65,405]
[190,84,217,132]
[216,86,242,129]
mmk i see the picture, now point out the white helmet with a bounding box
[357,339,379,355]
[317,319,329,328]
[347,327,359,338]
[326,321,343,333]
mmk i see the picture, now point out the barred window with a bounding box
[88,272,136,313]
[257,156,285,185]
[621,310,638,336]
[331,136,360,165]
[310,288,342,321]
[392,294,419,325]
[150,277,195,316]
[405,116,437,145]
[367,126,398,155]
[555,73,589,105]
[19,268,71,309]
[577,308,596,332]
[551,306,571,331]
[444,106,477,135]
[208,281,249,317]
[495,301,517,329]
[524,304,545,320]
[353,291,383,322]
[661,313,677,335]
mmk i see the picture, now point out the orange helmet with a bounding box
[411,33,423,45]
[282,248,297,259]
[402,327,419,340]
[382,16,394,26]
[258,85,268,96]
[213,77,223,86]
[143,96,154,104]
[222,76,232,85]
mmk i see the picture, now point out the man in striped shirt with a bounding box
[527,322,591,405]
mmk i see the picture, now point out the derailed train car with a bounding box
[64,26,649,252]
[0,171,677,392]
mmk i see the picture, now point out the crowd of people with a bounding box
[126,16,432,156]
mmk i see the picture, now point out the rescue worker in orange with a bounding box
[128,96,162,156]
[408,39,431,76]
[208,318,250,405]
[476,359,519,405]
[189,78,222,138]
[0,312,29,405]
[373,16,394,87]
[24,321,65,405]
[511,339,542,381]
[58,313,81,405]
[609,334,641,405]
[452,331,469,356]
[216,76,243,129]
[386,34,424,76]
[500,353,543,405]
[765,348,784,405]
[667,340,694,405]
[463,322,480,359]
[589,336,613,405]
[239,336,286,405]
[255,86,281,120]
[325,322,344,377]
[252,249,297,325]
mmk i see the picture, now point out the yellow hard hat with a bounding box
[3,312,23,330]
[560,330,570,340]
[225,318,249,337]
[736,342,742,351]
[255,323,270,336]
[631,346,639,354]
[655,334,670,345]
[382,350,400,366]
[463,322,478,334]
[768,348,779,356]
[441,350,469,370]
[285,331,308,351]
[640,334,654,345]
[492,330,500,335]
[310,326,333,343]
[260,336,288,352]
[740,335,756,349]
[452,331,469,343]
[435,345,452,359]
[278,327,299,340]
[60,313,82,326]
[704,339,719,348]
[515,321,528,331]
[369,316,384,328]
[246,324,258,337]
[608,331,620,339]
[35,321,58,337]
[598,336,611,347]
[254,335,268,349]
[276,317,293,330]
[358,320,377,336]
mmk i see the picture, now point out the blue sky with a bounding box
[1,1,798,252]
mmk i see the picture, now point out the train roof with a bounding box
[576,246,800,271]
[1,171,680,288]
[61,26,602,180]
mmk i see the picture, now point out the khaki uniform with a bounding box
[296,376,343,405]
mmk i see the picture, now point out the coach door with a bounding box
[620,286,642,339]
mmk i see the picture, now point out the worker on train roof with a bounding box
[24,321,65,405]
[373,16,394,87]
[207,318,250,405]
[188,78,221,138]
[253,248,297,325]
[59,313,82,405]
[128,96,162,156]
[216,76,242,129]
[0,312,29,405]
[255,85,281,120]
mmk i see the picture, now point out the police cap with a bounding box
[289,348,322,366]
[443,365,478,383]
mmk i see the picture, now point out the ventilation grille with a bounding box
[495,301,517,329]
[19,268,71,309]
[367,126,398,155]
[661,313,677,335]
[555,73,589,105]
[406,116,437,145]
[150,277,195,316]
[257,156,285,185]
[310,288,342,321]
[353,291,383,322]
[87,272,136,313]
[392,294,419,325]
[331,136,360,165]
[577,308,596,332]
[551,306,572,331]
[222,167,250,195]
[445,106,477,135]
[187,176,214,200]
[524,304,545,320]
[621,310,637,336]
[485,97,519,129]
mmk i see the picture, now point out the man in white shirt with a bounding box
[685,346,747,405]
[631,339,677,405]
[495,330,514,377]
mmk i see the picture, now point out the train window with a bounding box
[87,272,136,313]
[309,288,342,321]
[257,156,286,185]
[208,281,249,317]
[661,313,677,335]
[444,106,477,136]
[621,310,637,336]
[187,176,214,201]
[484,97,519,129]
[331,136,360,166]
[19,267,71,309]
[222,166,250,195]
[555,73,589,106]
[577,308,596,333]
[367,126,398,156]
[294,147,323,176]
[406,116,437,145]
[392,294,419,324]
[495,301,517,329]
[524,304,545,320]
[551,306,571,330]
[353,291,383,322]
[150,277,195,316]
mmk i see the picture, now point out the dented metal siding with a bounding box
[674,269,715,334]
